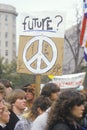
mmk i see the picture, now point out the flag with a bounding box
[80,0,87,61]
[84,47,87,61]
[80,16,87,46]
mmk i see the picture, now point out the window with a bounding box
[5,50,8,56]
[13,42,16,47]
[13,34,15,39]
[5,15,8,21]
[5,32,8,38]
[5,41,8,47]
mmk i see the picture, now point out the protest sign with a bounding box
[52,72,86,89]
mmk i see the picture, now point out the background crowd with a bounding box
[0,79,87,130]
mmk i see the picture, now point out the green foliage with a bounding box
[0,58,50,89]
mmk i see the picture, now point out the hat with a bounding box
[22,84,35,95]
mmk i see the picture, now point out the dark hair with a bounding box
[41,82,60,97]
[0,79,12,88]
[31,95,52,118]
[47,89,85,130]
[23,83,31,88]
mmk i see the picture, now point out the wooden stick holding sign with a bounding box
[35,74,41,98]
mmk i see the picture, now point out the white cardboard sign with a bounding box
[19,11,65,38]
[52,72,86,89]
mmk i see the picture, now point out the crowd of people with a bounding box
[0,79,87,130]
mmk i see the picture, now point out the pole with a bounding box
[35,74,41,98]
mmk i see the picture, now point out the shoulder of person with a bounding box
[53,123,70,130]
[14,119,32,130]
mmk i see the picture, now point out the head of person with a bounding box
[31,95,52,118]
[47,89,85,130]
[0,79,13,94]
[22,83,35,103]
[40,82,60,102]
[0,102,10,125]
[6,89,26,114]
[23,95,52,121]
[80,90,87,117]
[0,83,6,111]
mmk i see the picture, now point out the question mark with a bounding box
[55,15,63,31]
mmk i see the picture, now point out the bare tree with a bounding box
[63,7,84,74]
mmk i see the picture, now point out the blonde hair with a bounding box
[6,89,26,109]
[0,102,11,113]
[22,110,34,121]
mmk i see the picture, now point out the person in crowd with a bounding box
[79,90,87,130]
[46,89,85,130]
[40,82,60,102]
[31,82,60,130]
[5,89,26,130]
[0,83,6,112]
[22,83,35,109]
[0,79,13,95]
[0,102,10,130]
[14,95,52,130]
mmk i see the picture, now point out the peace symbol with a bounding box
[23,35,57,74]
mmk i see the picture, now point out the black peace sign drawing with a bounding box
[23,35,57,74]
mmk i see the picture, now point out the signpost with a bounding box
[17,11,65,97]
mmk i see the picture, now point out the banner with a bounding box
[52,72,86,89]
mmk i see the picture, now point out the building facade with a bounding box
[0,4,18,63]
